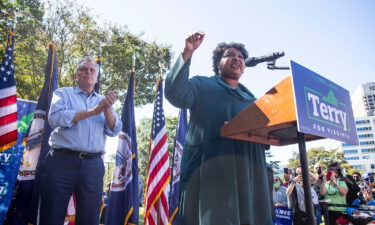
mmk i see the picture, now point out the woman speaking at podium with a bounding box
[165,32,272,225]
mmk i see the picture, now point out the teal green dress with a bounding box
[165,55,272,225]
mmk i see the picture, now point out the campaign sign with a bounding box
[291,61,358,145]
[274,207,292,225]
[0,100,36,222]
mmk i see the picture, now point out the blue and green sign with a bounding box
[291,61,358,145]
[0,100,36,222]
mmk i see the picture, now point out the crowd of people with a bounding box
[272,162,375,224]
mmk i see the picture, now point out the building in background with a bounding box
[341,82,375,172]
[351,82,375,117]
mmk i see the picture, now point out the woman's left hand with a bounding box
[330,175,337,185]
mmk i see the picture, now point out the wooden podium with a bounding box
[221,76,323,146]
[221,76,321,225]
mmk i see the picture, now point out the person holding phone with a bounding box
[313,163,325,200]
[320,165,348,225]
[282,168,293,188]
[286,167,319,225]
[312,163,325,224]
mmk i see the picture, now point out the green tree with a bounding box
[266,150,280,169]
[137,116,178,183]
[1,0,172,105]
[1,0,48,100]
[286,147,354,174]
[103,161,115,189]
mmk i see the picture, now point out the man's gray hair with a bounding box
[75,56,99,76]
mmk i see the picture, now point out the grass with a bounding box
[139,206,144,224]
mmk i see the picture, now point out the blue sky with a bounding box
[76,0,375,164]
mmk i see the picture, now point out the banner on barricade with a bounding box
[274,207,292,225]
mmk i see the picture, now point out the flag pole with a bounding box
[155,78,162,225]
[131,51,136,88]
[157,77,165,225]
[94,47,102,94]
[132,52,136,71]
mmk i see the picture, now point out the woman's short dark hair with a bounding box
[212,42,249,75]
[328,161,340,170]
[352,171,361,177]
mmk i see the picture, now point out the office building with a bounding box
[341,82,375,172]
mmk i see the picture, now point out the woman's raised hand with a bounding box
[182,31,205,61]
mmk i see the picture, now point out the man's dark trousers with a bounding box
[39,149,104,225]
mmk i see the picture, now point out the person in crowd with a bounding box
[320,164,348,225]
[370,172,375,188]
[346,186,375,223]
[138,177,144,207]
[40,57,122,225]
[329,162,360,205]
[352,171,362,186]
[164,32,272,225]
[363,172,375,199]
[312,163,325,224]
[273,176,288,207]
[363,172,375,188]
[267,164,276,221]
[313,163,324,199]
[286,167,319,225]
[282,168,293,188]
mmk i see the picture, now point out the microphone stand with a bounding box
[267,59,290,70]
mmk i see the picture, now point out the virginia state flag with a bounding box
[169,109,187,225]
[105,70,139,225]
[16,42,58,224]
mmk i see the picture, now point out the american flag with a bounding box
[144,79,171,225]
[169,109,187,225]
[0,32,17,152]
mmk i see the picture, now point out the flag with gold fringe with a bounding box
[169,109,187,225]
[16,42,58,224]
[105,69,139,225]
[144,79,170,225]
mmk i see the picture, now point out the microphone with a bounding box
[245,52,285,67]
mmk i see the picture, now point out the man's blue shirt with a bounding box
[346,196,375,217]
[48,86,122,153]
